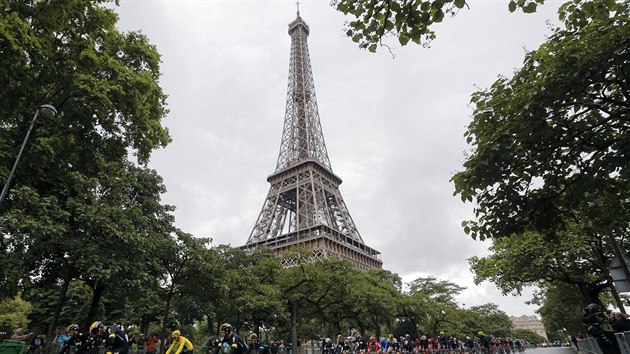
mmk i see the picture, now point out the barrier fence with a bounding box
[577,330,630,354]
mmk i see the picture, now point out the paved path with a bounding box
[527,347,576,354]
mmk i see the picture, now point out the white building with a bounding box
[510,315,549,341]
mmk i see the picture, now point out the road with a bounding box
[527,347,576,354]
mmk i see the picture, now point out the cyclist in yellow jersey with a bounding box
[166,331,194,354]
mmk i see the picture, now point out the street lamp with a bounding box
[0,104,57,207]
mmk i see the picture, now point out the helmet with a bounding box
[90,321,103,335]
[478,331,485,337]
[248,333,258,340]
[172,330,180,338]
[439,331,444,335]
[325,338,331,344]
[586,303,602,313]
[220,323,233,332]
[67,324,80,333]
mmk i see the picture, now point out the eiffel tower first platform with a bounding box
[242,11,382,270]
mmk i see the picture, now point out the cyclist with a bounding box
[89,321,128,354]
[165,330,193,354]
[247,334,260,354]
[356,336,367,354]
[366,337,379,353]
[215,323,247,354]
[477,332,490,354]
[60,324,92,354]
[464,337,475,352]
[333,336,345,354]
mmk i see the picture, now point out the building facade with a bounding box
[510,315,549,341]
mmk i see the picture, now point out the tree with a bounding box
[288,258,355,336]
[452,5,630,309]
[465,304,513,338]
[212,247,283,336]
[332,0,628,51]
[531,282,585,341]
[1,0,170,342]
[348,268,401,337]
[0,294,32,332]
[469,228,616,305]
[398,277,463,336]
[453,15,630,242]
[154,232,222,339]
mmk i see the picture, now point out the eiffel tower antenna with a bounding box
[243,11,382,269]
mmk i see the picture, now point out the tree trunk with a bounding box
[407,318,419,338]
[44,273,71,352]
[206,315,214,336]
[86,281,106,327]
[373,315,381,340]
[357,321,366,337]
[290,301,299,354]
[160,288,175,354]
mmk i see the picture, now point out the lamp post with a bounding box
[0,104,57,207]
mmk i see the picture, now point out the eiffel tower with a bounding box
[243,10,382,270]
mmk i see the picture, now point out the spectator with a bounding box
[146,335,159,354]
[612,312,630,332]
[569,335,579,351]
[28,333,44,354]
[127,332,137,354]
[12,328,33,341]
[54,327,71,353]
[582,303,621,354]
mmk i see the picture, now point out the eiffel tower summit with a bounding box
[243,9,382,270]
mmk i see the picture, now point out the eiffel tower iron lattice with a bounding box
[243,11,382,270]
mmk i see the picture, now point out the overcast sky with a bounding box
[113,0,563,317]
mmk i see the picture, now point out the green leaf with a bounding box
[454,0,466,9]
[351,33,364,42]
[523,2,537,13]
[508,0,517,12]
[433,8,444,22]
[368,43,377,52]
[399,33,411,45]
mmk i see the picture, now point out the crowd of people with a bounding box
[4,324,533,354]
[318,331,529,354]
[5,322,249,354]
